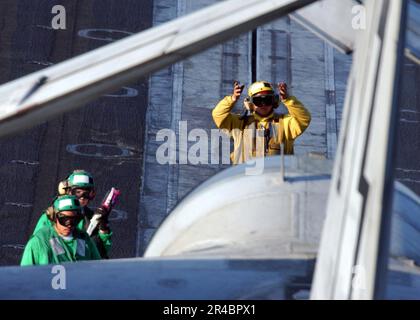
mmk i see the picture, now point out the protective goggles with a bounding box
[251,94,275,106]
[70,188,95,200]
[56,212,82,227]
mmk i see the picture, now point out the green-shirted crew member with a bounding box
[33,170,112,258]
[21,195,101,266]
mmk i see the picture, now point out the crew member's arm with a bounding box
[283,96,311,139]
[98,230,112,255]
[97,207,112,256]
[279,83,311,140]
[212,82,245,131]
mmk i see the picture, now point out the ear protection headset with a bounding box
[57,180,69,196]
[45,205,56,221]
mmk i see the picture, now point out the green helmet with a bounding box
[53,195,81,213]
[67,170,94,189]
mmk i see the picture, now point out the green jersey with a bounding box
[21,225,101,266]
[33,207,112,257]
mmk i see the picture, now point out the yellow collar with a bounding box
[253,112,274,123]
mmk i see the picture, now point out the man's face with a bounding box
[69,188,95,207]
[252,94,274,117]
[55,210,81,236]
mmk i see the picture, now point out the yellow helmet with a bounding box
[248,81,275,97]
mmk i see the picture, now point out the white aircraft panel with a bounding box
[290,0,360,54]
[311,0,408,300]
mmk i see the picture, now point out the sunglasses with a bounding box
[56,212,82,227]
[70,188,95,200]
[251,95,274,107]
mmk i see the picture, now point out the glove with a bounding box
[278,82,289,100]
[232,81,245,103]
[95,207,111,233]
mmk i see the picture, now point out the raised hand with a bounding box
[232,81,245,102]
[278,82,288,100]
